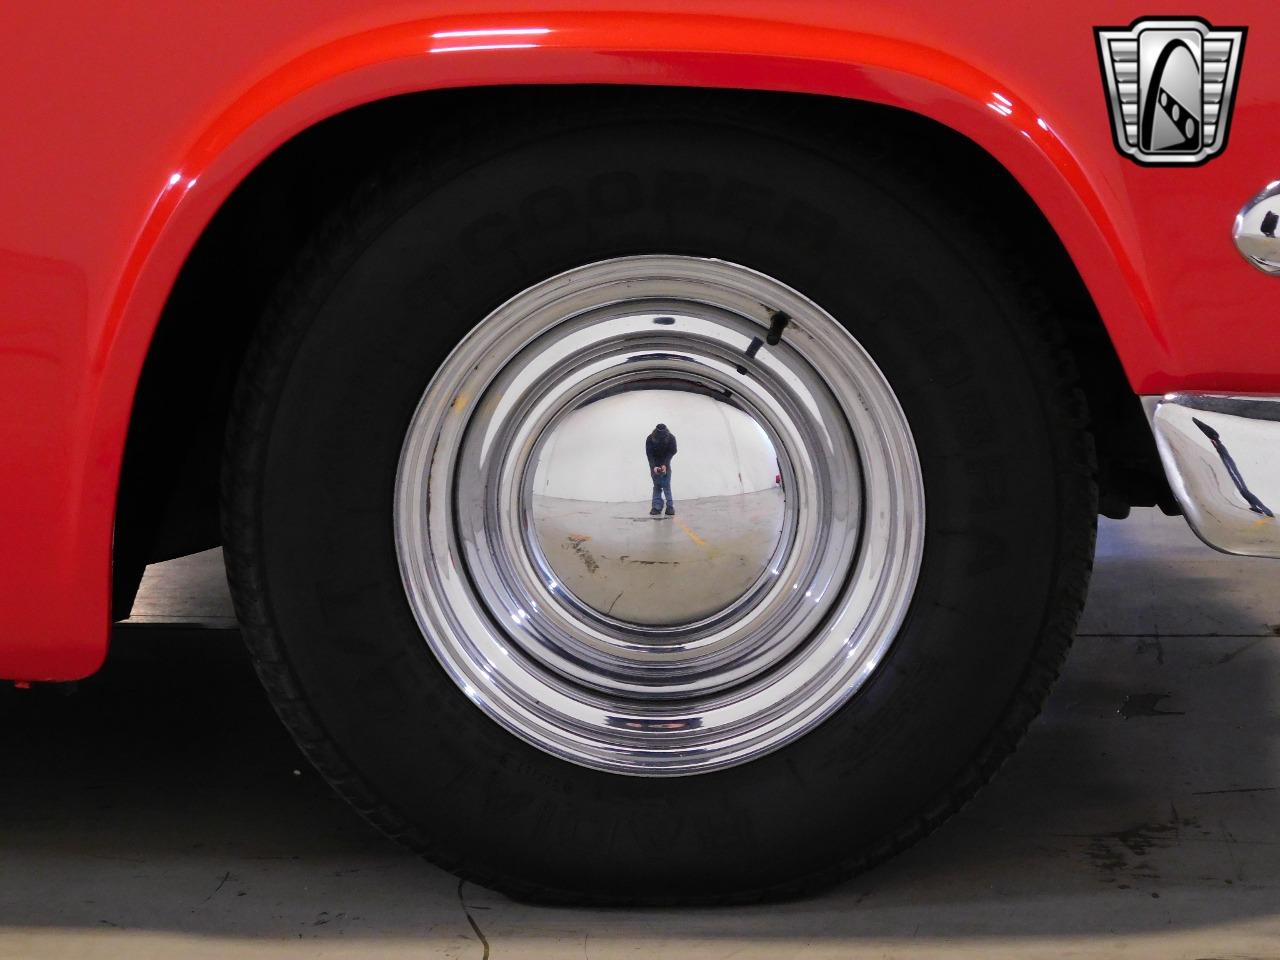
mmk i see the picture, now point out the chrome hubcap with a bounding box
[395,256,923,775]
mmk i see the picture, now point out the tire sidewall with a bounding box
[241,115,1086,898]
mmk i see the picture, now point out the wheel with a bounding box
[223,94,1096,903]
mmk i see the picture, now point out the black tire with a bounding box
[222,92,1096,904]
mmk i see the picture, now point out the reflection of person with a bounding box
[646,422,677,516]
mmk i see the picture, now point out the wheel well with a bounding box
[111,85,1169,618]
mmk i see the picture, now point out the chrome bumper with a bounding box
[1146,393,1280,557]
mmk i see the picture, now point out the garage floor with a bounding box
[3,508,1279,959]
[531,489,786,624]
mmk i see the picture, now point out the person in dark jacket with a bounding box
[646,423,677,516]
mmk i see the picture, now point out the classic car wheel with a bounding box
[223,99,1096,903]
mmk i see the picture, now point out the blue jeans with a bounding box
[651,469,673,510]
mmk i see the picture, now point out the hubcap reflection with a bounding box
[529,385,790,630]
[394,256,924,774]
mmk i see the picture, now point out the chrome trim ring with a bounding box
[394,256,924,775]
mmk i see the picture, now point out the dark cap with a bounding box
[655,423,668,431]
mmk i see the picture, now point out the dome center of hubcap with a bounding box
[527,381,790,633]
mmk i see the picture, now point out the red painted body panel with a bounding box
[0,2,1276,679]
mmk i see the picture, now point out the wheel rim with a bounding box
[394,256,924,775]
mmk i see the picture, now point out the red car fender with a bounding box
[0,5,1270,679]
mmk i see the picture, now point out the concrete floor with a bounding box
[3,508,1280,958]
[531,489,786,624]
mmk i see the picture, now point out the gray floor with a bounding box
[531,489,786,624]
[3,508,1280,958]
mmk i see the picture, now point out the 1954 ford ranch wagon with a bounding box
[2,1,1278,903]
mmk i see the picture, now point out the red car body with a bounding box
[1,1,1275,681]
